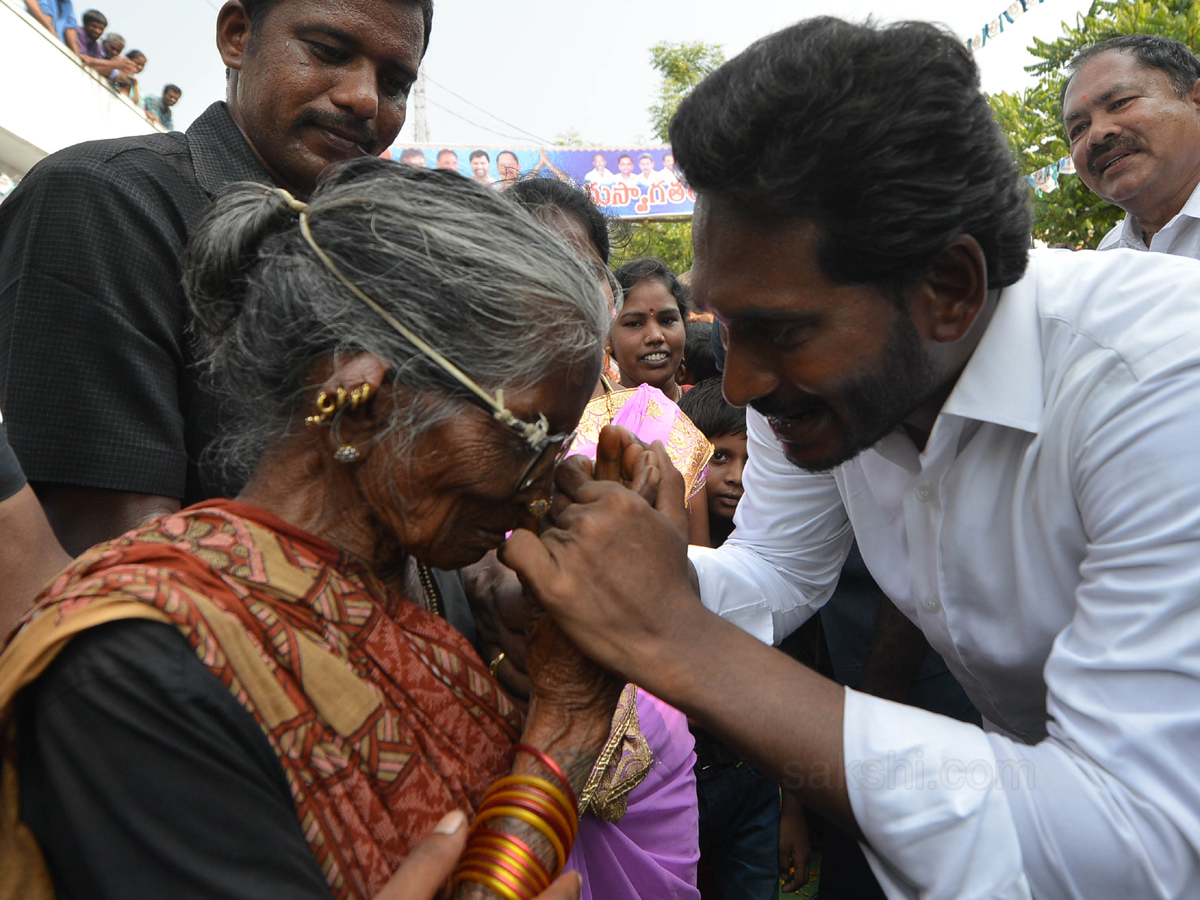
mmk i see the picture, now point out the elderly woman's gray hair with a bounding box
[183,156,608,489]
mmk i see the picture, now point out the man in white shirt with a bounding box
[1062,34,1200,256]
[584,153,613,185]
[505,16,1200,900]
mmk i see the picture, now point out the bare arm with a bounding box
[22,0,55,32]
[64,26,80,54]
[0,485,71,636]
[34,484,180,557]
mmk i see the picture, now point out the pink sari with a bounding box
[563,383,708,900]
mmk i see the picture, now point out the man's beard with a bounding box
[753,309,940,473]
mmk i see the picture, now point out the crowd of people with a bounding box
[1,1,1200,899]
[23,0,182,130]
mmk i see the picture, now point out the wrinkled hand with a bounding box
[371,810,582,900]
[501,427,700,688]
[463,551,533,701]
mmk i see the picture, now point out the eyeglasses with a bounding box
[294,196,573,493]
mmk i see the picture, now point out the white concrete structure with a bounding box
[1,0,162,181]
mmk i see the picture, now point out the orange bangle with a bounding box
[514,744,577,809]
[452,867,524,900]
[461,846,546,897]
[474,827,553,883]
[469,841,550,894]
[478,790,575,844]
[471,805,567,875]
[488,775,578,836]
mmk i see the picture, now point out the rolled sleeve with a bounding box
[689,409,852,645]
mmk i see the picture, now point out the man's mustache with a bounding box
[1087,135,1142,178]
[297,110,377,151]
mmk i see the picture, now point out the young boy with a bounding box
[679,377,747,549]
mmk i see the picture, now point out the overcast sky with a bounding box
[97,0,1093,143]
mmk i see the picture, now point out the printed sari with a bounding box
[0,500,521,900]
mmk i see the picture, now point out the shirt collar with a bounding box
[1109,179,1200,249]
[938,257,1044,435]
[186,102,274,199]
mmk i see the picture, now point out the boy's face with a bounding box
[706,431,748,520]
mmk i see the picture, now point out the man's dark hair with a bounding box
[438,149,457,160]
[126,49,145,62]
[164,83,182,95]
[240,0,434,55]
[505,177,611,263]
[1063,34,1200,102]
[670,17,1032,295]
[678,377,745,439]
[498,150,518,162]
[618,154,632,163]
[399,147,425,163]
[614,258,692,317]
[82,9,107,26]
[682,320,719,383]
[469,149,490,162]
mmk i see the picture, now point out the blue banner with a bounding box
[382,144,695,219]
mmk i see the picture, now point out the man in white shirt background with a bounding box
[614,153,637,183]
[636,152,663,185]
[1062,34,1200,257]
[506,16,1200,900]
[468,149,494,185]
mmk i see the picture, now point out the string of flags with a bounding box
[1027,156,1076,195]
[966,0,1050,51]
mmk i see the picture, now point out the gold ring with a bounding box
[488,651,506,678]
[528,498,551,518]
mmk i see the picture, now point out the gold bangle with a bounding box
[471,805,567,875]
[487,775,578,839]
[452,868,524,900]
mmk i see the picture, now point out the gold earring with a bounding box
[528,498,551,518]
[334,444,361,463]
[305,390,339,427]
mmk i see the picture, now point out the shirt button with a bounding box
[916,485,932,502]
[923,596,941,613]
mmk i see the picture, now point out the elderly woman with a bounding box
[0,158,636,900]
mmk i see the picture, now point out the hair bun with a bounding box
[183,182,302,340]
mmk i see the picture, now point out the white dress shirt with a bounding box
[689,248,1200,899]
[1098,179,1200,257]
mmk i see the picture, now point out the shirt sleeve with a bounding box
[688,408,852,645]
[842,356,1200,899]
[0,147,193,498]
[18,619,334,900]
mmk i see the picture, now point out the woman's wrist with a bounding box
[518,700,613,796]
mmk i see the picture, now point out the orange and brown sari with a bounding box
[0,500,521,900]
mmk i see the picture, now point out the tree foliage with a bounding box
[625,41,724,274]
[647,41,726,143]
[988,0,1200,247]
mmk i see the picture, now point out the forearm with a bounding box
[455,702,609,899]
[641,591,856,833]
[34,484,180,557]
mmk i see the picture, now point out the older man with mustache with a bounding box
[1062,34,1200,256]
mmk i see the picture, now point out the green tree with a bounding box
[988,0,1200,247]
[624,41,724,274]
[647,41,726,143]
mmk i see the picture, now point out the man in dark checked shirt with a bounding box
[0,0,432,556]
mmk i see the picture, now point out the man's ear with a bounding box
[910,235,988,345]
[216,1,252,72]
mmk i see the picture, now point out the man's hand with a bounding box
[501,430,701,687]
